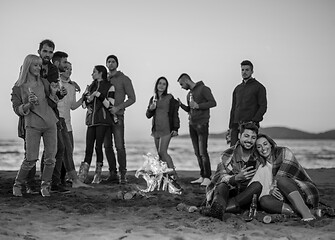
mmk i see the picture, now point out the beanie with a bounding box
[106,55,119,68]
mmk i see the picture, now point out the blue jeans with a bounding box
[189,123,211,179]
[15,125,57,187]
[104,115,127,174]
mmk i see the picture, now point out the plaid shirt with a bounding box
[272,147,319,207]
[205,142,259,204]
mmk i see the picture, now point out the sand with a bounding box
[0,169,335,240]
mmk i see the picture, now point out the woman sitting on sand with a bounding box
[11,54,58,197]
[251,133,319,221]
[146,76,181,190]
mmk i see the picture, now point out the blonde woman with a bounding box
[11,54,58,197]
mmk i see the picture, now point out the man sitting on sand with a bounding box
[201,122,262,220]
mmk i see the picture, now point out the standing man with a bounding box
[103,55,136,184]
[178,73,216,187]
[228,60,267,146]
[202,122,262,220]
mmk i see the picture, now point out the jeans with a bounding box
[84,125,109,165]
[15,125,57,186]
[189,123,211,179]
[104,115,127,174]
[52,118,75,185]
[61,131,74,181]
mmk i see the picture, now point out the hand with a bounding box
[50,82,59,96]
[94,91,101,98]
[189,100,199,109]
[109,106,120,114]
[27,92,37,105]
[235,166,257,181]
[171,130,178,137]
[270,184,284,201]
[149,101,157,110]
[60,86,67,96]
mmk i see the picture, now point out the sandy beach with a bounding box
[0,168,334,240]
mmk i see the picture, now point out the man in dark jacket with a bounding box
[178,73,217,187]
[229,60,267,146]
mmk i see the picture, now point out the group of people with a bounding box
[11,39,135,197]
[10,38,319,222]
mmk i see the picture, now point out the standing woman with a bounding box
[254,134,319,221]
[146,77,181,187]
[11,54,58,197]
[79,65,115,184]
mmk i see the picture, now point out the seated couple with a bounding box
[201,122,319,222]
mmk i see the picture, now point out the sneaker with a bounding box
[41,186,51,197]
[13,185,23,197]
[200,178,211,187]
[26,186,39,195]
[191,177,203,184]
[50,184,71,194]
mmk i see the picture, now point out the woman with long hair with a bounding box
[146,76,181,189]
[253,134,319,221]
[11,54,58,197]
[78,65,115,184]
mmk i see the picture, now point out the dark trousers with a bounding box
[104,115,127,174]
[189,123,211,179]
[84,125,109,165]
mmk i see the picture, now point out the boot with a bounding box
[78,162,90,183]
[225,197,240,213]
[91,162,103,184]
[68,170,92,188]
[206,183,229,220]
[281,202,295,215]
[120,171,127,185]
[287,191,315,221]
[40,181,51,197]
[102,171,119,184]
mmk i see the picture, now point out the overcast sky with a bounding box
[1,0,334,141]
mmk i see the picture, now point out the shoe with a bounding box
[191,177,203,184]
[41,186,51,197]
[26,186,39,195]
[13,185,23,197]
[101,173,119,184]
[50,184,71,194]
[168,175,182,191]
[120,174,127,185]
[200,178,211,187]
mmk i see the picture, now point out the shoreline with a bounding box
[1,169,335,240]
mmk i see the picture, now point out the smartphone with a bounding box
[245,160,257,170]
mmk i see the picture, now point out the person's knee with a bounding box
[250,181,262,195]
[259,196,272,211]
[44,158,56,166]
[22,160,37,170]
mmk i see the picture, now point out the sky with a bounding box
[1,0,334,141]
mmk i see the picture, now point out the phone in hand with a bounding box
[245,160,257,170]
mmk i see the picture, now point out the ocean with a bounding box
[1,138,335,171]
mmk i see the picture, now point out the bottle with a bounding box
[248,194,258,219]
[189,92,194,113]
[28,87,39,105]
[176,203,198,213]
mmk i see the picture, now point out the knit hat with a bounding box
[106,55,119,68]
